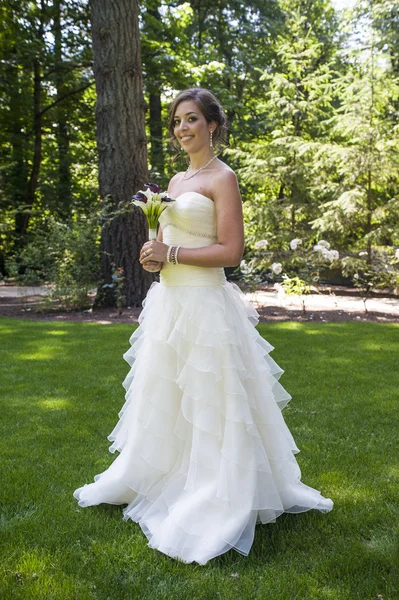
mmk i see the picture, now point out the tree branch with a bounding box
[39,81,95,117]
[43,61,94,78]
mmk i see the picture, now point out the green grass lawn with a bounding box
[1,316,398,600]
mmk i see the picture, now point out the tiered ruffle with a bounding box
[74,280,333,565]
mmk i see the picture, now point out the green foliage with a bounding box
[102,264,127,316]
[341,248,399,311]
[0,0,96,268]
[227,0,399,291]
[226,2,341,259]
[309,67,399,247]
[6,211,101,310]
[1,0,399,298]
[281,274,311,297]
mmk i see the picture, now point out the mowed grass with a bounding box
[0,316,398,600]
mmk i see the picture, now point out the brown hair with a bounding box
[168,88,229,167]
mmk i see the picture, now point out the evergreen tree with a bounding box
[226,1,340,252]
[310,0,399,254]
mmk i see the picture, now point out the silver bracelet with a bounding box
[175,246,181,264]
[166,245,173,263]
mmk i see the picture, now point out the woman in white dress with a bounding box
[74,87,333,565]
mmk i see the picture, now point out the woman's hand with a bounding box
[140,240,169,265]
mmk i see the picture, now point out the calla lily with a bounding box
[132,183,175,239]
[132,192,148,203]
[144,182,161,194]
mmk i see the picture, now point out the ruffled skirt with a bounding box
[73,280,333,565]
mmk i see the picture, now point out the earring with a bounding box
[210,130,213,148]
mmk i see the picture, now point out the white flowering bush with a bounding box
[239,227,399,311]
[290,238,302,251]
[239,259,263,292]
[238,236,340,311]
[240,238,339,311]
[277,239,340,311]
[271,262,283,275]
[313,241,339,262]
[254,239,269,250]
[341,247,399,312]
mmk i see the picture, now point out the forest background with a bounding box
[1,0,398,309]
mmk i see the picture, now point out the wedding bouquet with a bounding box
[132,183,175,240]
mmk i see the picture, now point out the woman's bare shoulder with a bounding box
[212,158,236,175]
[167,171,185,192]
[212,165,238,188]
[209,164,241,207]
[170,171,186,181]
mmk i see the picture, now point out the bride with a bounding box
[74,87,333,566]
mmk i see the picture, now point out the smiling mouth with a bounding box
[180,136,193,142]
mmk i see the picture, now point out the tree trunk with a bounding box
[90,0,154,308]
[53,0,72,220]
[149,91,164,177]
[21,57,42,238]
[366,167,372,264]
[8,51,30,255]
[16,3,45,242]
[147,2,164,177]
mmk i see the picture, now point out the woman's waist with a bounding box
[161,223,217,245]
[160,263,227,287]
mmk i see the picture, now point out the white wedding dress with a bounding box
[73,191,333,565]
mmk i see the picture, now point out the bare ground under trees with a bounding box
[0,283,398,325]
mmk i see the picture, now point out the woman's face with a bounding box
[172,99,215,154]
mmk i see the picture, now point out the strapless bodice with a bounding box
[158,192,226,287]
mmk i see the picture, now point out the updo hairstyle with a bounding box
[168,88,229,166]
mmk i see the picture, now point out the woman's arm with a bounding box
[140,171,244,268]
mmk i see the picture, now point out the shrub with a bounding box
[6,213,101,311]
